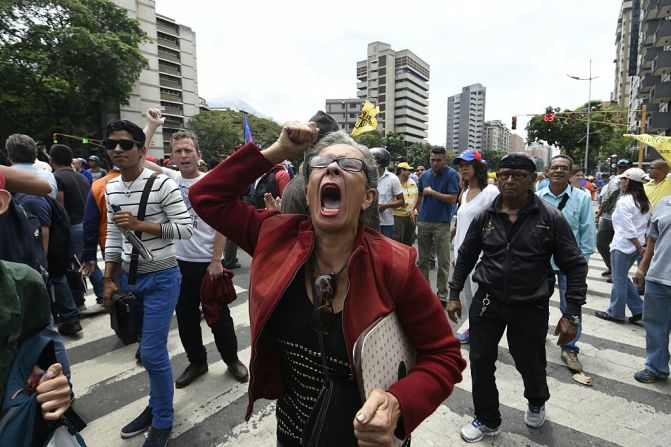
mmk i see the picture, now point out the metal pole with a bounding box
[585,59,592,173]
[638,104,648,168]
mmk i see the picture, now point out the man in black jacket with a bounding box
[447,153,587,443]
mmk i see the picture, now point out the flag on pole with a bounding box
[351,100,380,137]
[243,113,256,145]
[623,133,671,163]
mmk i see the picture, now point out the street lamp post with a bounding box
[567,59,599,174]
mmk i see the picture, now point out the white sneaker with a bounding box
[524,404,546,428]
[80,303,106,316]
[460,418,500,443]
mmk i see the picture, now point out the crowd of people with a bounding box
[0,107,669,447]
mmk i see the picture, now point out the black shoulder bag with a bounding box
[302,260,360,447]
[110,173,158,345]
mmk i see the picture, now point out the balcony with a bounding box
[157,22,178,36]
[651,81,671,103]
[157,36,179,50]
[163,118,185,129]
[642,46,662,70]
[645,0,660,19]
[660,0,671,18]
[158,63,181,76]
[160,91,182,103]
[652,50,671,75]
[357,81,367,90]
[641,74,661,92]
[159,76,182,89]
[654,19,671,47]
[161,103,183,115]
[649,111,671,129]
[158,49,180,63]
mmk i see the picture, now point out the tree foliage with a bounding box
[187,110,282,161]
[0,0,148,143]
[481,149,508,171]
[526,102,632,172]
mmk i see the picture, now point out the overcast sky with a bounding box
[156,0,621,146]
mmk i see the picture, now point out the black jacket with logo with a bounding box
[449,192,587,317]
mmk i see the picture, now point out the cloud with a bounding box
[156,0,620,146]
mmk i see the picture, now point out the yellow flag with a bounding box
[623,134,671,164]
[351,100,379,137]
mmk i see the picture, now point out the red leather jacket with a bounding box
[189,144,465,436]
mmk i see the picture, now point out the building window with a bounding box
[379,56,386,66]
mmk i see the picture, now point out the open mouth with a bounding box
[320,183,342,216]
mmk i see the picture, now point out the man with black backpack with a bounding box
[5,134,82,337]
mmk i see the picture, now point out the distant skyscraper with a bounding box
[446,84,486,152]
[482,120,511,152]
[613,1,635,110]
[356,42,430,143]
[325,98,363,134]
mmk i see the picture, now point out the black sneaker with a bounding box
[58,321,83,337]
[629,313,643,325]
[121,406,152,438]
[600,270,611,277]
[143,426,172,447]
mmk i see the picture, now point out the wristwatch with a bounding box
[563,314,581,325]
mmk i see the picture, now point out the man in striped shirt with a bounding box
[102,120,193,447]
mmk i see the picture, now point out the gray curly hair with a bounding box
[302,130,379,227]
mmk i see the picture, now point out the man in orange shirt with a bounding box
[79,167,121,314]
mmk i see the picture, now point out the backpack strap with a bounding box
[128,173,158,286]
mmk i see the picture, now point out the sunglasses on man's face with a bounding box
[309,272,338,334]
[103,138,142,151]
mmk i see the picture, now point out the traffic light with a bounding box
[511,116,517,130]
[82,137,89,144]
[543,113,555,122]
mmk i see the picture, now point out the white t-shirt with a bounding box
[610,194,651,255]
[453,184,499,261]
[377,170,403,226]
[162,168,219,263]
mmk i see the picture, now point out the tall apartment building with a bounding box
[613,1,635,109]
[324,98,363,134]
[482,120,511,152]
[510,133,525,152]
[108,0,200,156]
[446,84,486,152]
[356,42,430,143]
[627,0,671,147]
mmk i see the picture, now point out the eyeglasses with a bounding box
[308,155,367,173]
[103,138,142,151]
[548,165,570,172]
[497,170,531,180]
[309,272,338,334]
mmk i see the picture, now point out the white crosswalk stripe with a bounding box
[64,255,670,446]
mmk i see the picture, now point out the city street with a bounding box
[68,249,670,447]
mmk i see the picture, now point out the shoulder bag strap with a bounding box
[128,173,158,286]
[557,189,571,211]
[308,254,331,382]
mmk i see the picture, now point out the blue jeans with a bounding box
[380,225,395,238]
[643,280,671,377]
[120,266,181,429]
[39,315,72,379]
[607,250,644,320]
[71,223,103,303]
[51,274,80,324]
[556,272,582,353]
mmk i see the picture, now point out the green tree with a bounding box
[354,130,384,148]
[0,0,148,143]
[187,110,282,161]
[526,103,631,172]
[481,149,508,171]
[383,132,406,159]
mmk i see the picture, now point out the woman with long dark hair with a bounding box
[596,168,651,324]
[448,149,499,343]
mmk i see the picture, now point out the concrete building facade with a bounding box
[109,0,201,156]
[526,142,552,171]
[356,42,430,143]
[446,83,486,152]
[613,1,635,109]
[482,120,511,152]
[510,133,526,152]
[324,98,363,134]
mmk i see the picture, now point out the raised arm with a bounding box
[0,165,52,196]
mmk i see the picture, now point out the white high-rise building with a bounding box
[107,0,201,156]
[356,42,430,143]
[482,120,511,152]
[446,84,486,152]
[324,98,363,134]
